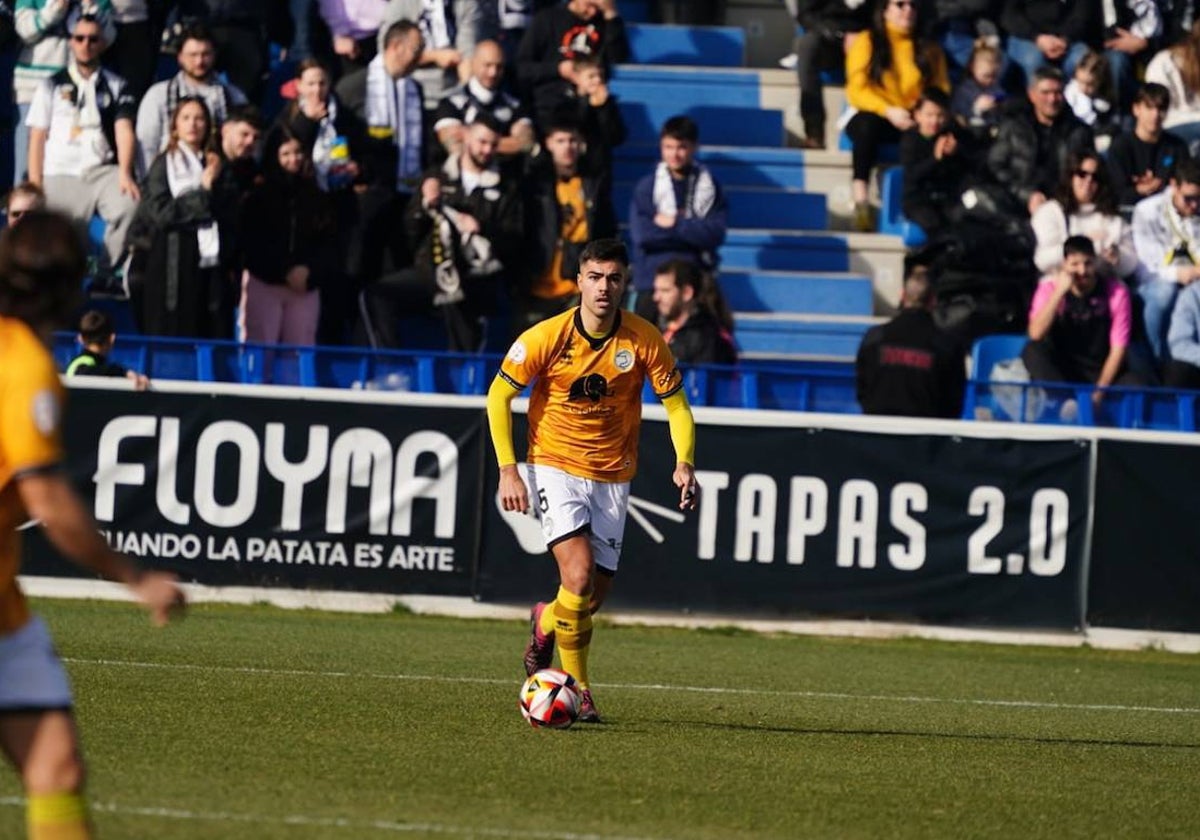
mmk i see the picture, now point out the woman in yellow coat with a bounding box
[844,0,949,231]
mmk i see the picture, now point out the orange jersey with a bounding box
[0,316,64,635]
[498,308,683,482]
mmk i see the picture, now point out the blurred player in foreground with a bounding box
[0,211,184,839]
[487,238,699,723]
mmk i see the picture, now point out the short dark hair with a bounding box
[661,115,699,144]
[1135,81,1171,111]
[467,110,504,136]
[543,113,583,138]
[177,21,215,54]
[1031,65,1065,88]
[578,238,628,268]
[1174,157,1200,187]
[914,87,950,112]
[78,309,114,345]
[0,210,86,331]
[223,103,264,131]
[1063,235,1096,259]
[655,258,702,292]
[383,19,421,48]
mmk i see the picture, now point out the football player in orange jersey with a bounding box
[487,238,698,723]
[0,211,184,839]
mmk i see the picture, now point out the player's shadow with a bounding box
[624,718,1200,751]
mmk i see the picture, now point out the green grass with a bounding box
[1,599,1197,839]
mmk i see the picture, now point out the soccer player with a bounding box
[486,238,699,723]
[0,210,184,839]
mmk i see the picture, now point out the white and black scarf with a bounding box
[165,141,220,268]
[366,54,424,190]
[652,162,717,219]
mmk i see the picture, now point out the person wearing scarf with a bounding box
[335,19,427,324]
[129,96,238,338]
[628,114,727,322]
[377,0,486,110]
[361,113,522,351]
[26,10,138,291]
[1132,158,1200,364]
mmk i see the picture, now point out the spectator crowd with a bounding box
[0,0,738,369]
[825,0,1200,418]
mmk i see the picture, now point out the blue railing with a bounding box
[53,333,1200,431]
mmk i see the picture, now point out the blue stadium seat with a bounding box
[963,334,1097,425]
[613,181,825,230]
[619,101,783,147]
[609,67,760,108]
[878,166,926,246]
[718,269,874,316]
[626,23,746,67]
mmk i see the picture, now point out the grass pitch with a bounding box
[0,599,1197,839]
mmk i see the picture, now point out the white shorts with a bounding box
[0,615,74,712]
[525,464,630,574]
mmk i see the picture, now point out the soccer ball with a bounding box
[519,668,580,729]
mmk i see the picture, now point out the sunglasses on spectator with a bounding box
[72,34,101,44]
[1074,169,1099,181]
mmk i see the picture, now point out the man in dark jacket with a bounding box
[515,0,628,131]
[856,263,966,418]
[987,65,1094,217]
[516,115,616,332]
[362,112,524,351]
[652,258,736,366]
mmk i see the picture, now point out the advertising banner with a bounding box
[479,421,1092,629]
[24,387,483,596]
[1090,440,1200,632]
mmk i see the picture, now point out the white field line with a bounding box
[0,797,666,840]
[61,657,1200,716]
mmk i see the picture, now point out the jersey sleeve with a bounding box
[0,340,64,477]
[642,324,684,399]
[498,323,555,390]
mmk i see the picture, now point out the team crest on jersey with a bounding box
[614,349,634,371]
[506,340,527,363]
[568,373,610,402]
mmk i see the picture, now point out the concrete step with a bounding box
[720,268,873,316]
[614,182,826,230]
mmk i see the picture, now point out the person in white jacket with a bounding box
[377,0,487,110]
[1145,21,1200,154]
[1031,149,1138,279]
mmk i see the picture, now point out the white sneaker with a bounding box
[778,53,798,70]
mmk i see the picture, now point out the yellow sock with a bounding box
[550,586,593,688]
[538,599,557,638]
[27,791,91,840]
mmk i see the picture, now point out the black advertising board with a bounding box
[478,419,1092,629]
[1090,440,1200,632]
[24,386,483,596]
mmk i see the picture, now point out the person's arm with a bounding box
[1031,200,1068,274]
[135,86,164,173]
[599,4,629,65]
[26,126,45,186]
[115,117,140,200]
[18,472,182,624]
[671,185,728,251]
[497,119,535,155]
[661,389,698,510]
[15,0,67,44]
[514,12,562,89]
[1027,275,1070,341]
[486,374,530,514]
